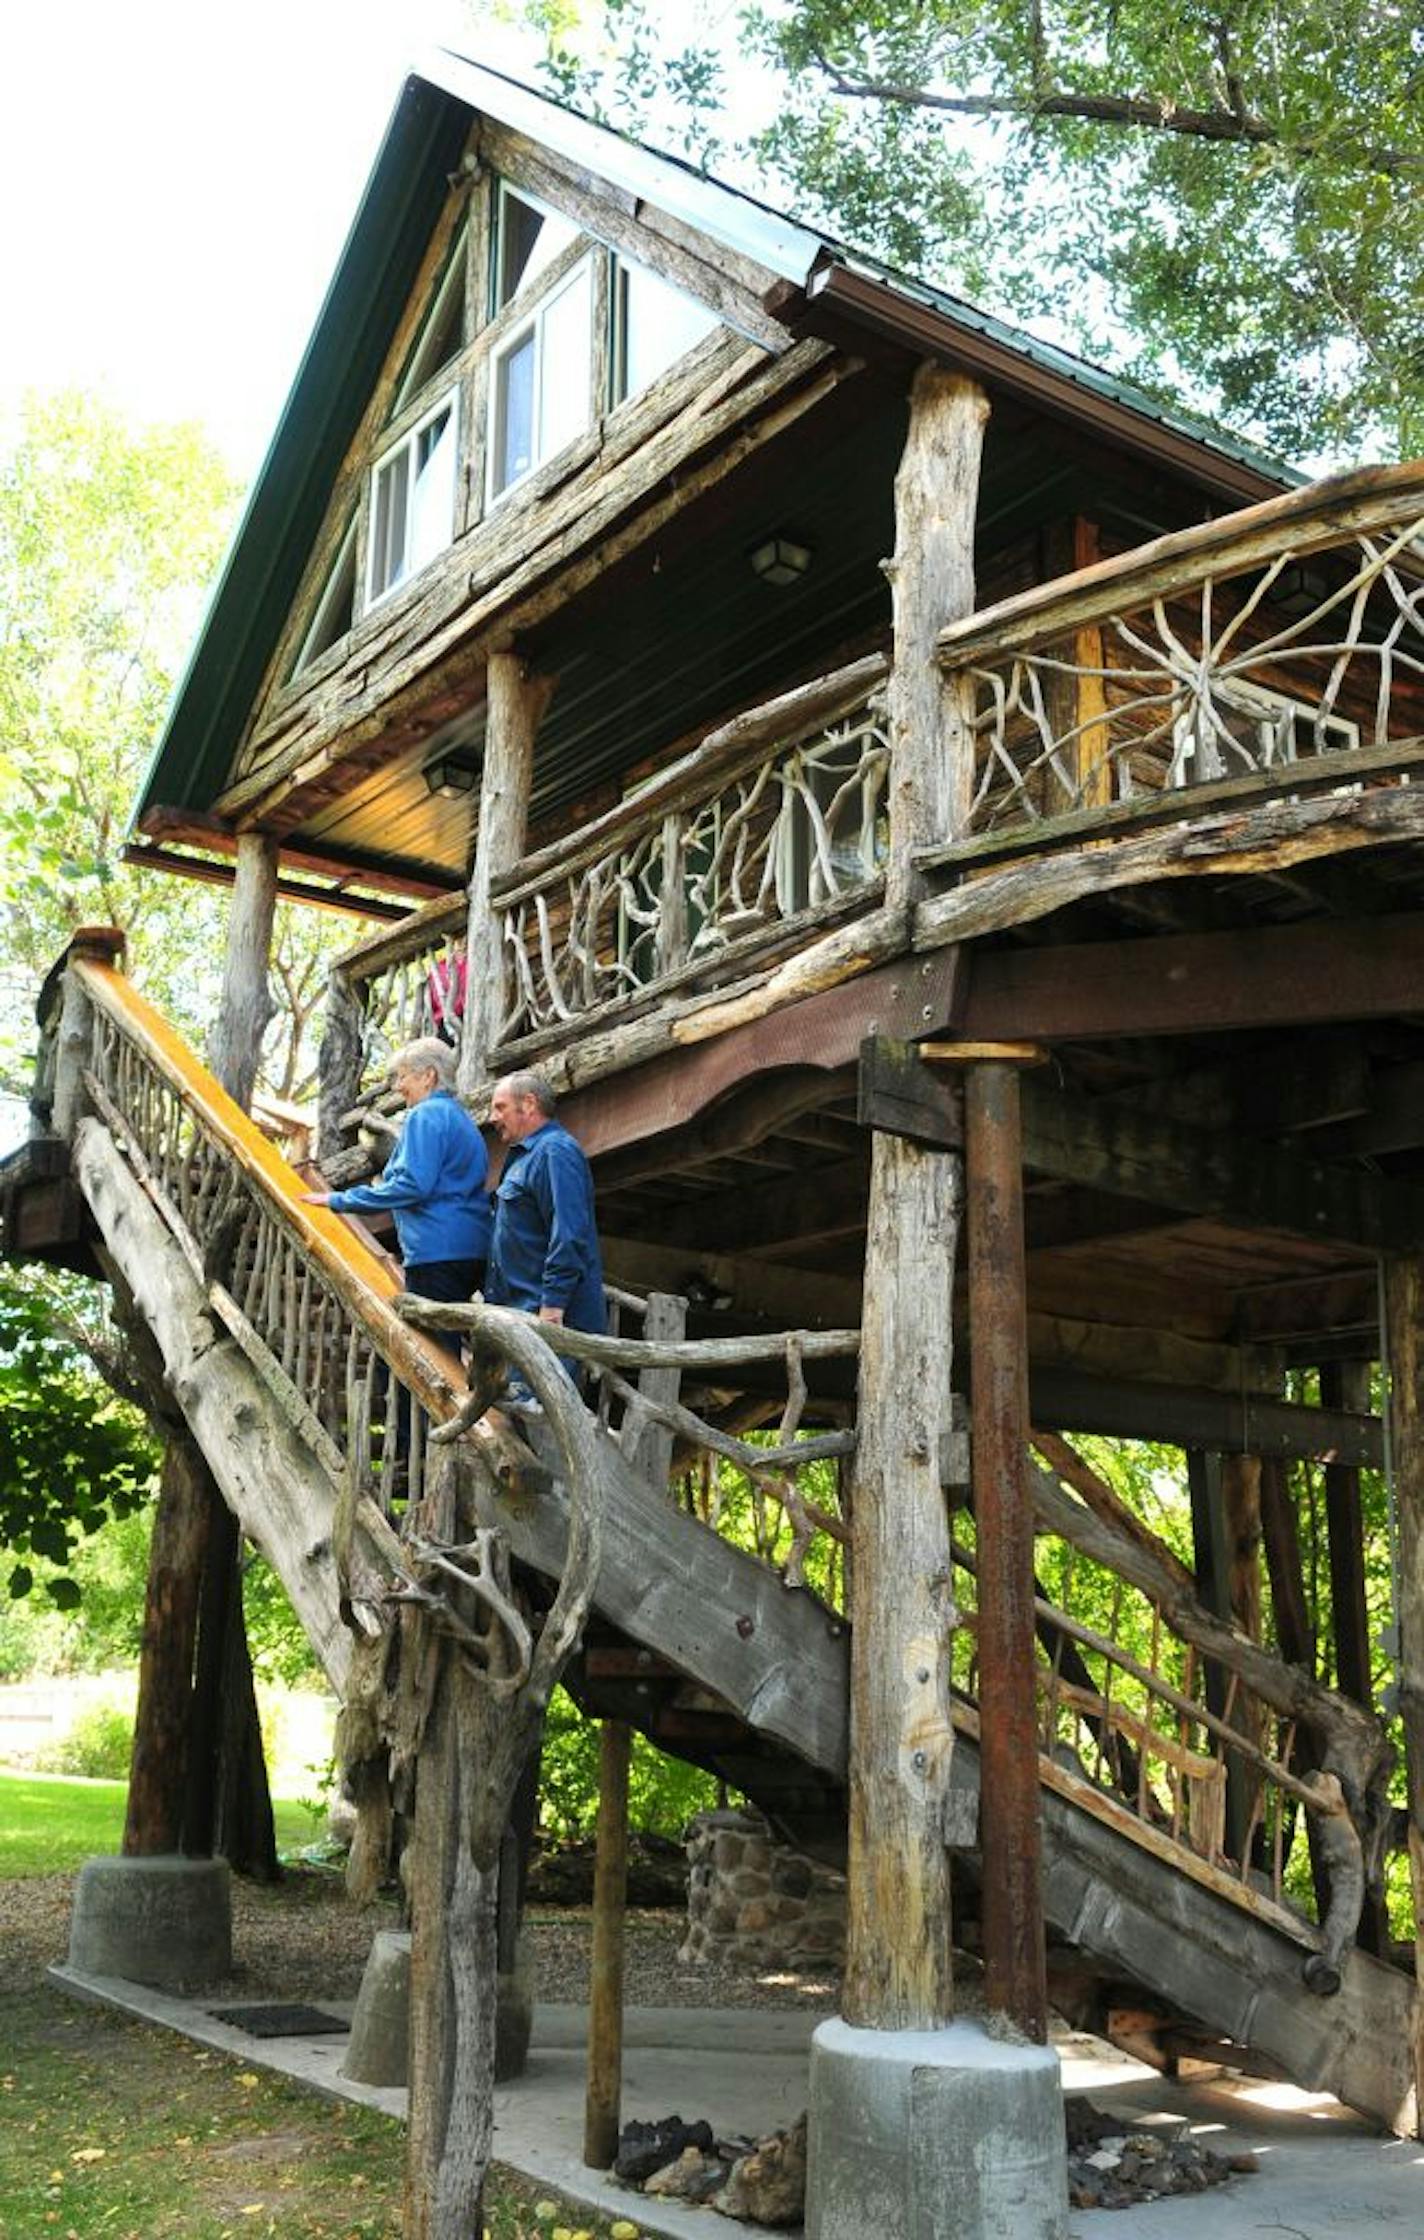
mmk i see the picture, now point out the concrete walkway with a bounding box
[48,1963,1424,2236]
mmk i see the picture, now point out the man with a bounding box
[486,1070,604,1336]
[302,1037,490,1307]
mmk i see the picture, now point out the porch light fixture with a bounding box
[423,754,479,800]
[749,534,812,587]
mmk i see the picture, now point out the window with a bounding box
[489,259,594,499]
[291,517,357,677]
[494,183,579,310]
[614,259,719,403]
[393,226,467,414]
[367,391,459,603]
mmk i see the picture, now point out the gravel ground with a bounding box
[2,1868,843,2014]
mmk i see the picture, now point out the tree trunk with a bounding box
[189,831,283,1879]
[123,1431,214,1856]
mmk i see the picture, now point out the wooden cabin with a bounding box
[11,47,1424,2231]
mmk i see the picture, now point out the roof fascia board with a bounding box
[418,47,824,286]
[801,262,1299,505]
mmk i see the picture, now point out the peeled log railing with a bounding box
[927,461,1424,866]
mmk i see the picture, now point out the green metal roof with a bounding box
[134,53,1298,841]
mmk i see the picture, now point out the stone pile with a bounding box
[681,1809,845,1970]
[1064,2095,1257,2210]
[614,2112,807,2228]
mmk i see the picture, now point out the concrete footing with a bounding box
[340,1928,535,2088]
[67,1854,232,1992]
[806,2017,1068,2240]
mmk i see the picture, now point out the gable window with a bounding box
[393,226,468,414]
[291,516,357,678]
[614,259,719,404]
[494,183,579,310]
[367,390,459,603]
[489,258,593,499]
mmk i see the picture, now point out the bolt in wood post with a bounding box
[966,1056,1048,2042]
[583,1719,631,2168]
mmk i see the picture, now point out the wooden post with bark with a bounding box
[208,833,280,1111]
[123,1430,214,1855]
[583,1718,632,2168]
[964,1051,1048,2040]
[403,1305,604,2237]
[1384,1258,1424,2129]
[458,650,554,1095]
[843,364,988,2031]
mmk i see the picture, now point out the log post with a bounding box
[965,1053,1048,2040]
[123,1430,214,1855]
[1322,1361,1375,1710]
[843,365,988,2031]
[208,833,280,1110]
[1384,1257,1424,2129]
[185,829,281,1874]
[621,1291,687,1489]
[458,651,554,1095]
[583,1718,632,2168]
[318,966,367,1168]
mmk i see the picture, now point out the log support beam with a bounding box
[583,1719,631,2169]
[1384,1258,1424,2133]
[964,1053,1049,2039]
[842,365,988,2033]
[459,652,554,1095]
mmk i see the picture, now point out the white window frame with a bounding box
[612,256,720,407]
[486,255,594,505]
[291,516,358,678]
[366,386,460,607]
[492,180,580,313]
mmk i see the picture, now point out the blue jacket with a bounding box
[328,1090,491,1268]
[487,1120,605,1331]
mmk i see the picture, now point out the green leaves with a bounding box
[0,1270,158,1612]
[526,0,1423,460]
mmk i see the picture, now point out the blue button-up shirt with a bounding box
[328,1090,491,1268]
[487,1120,605,1332]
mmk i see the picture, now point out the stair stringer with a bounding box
[72,1115,373,1696]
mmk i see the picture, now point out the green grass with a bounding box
[0,1773,321,1877]
[0,1979,647,2239]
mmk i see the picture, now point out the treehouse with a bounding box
[10,47,1424,2239]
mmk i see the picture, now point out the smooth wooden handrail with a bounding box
[937,458,1424,671]
[73,956,471,1422]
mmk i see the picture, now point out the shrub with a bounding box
[40,1699,134,1780]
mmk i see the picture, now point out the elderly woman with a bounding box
[303,1037,490,1305]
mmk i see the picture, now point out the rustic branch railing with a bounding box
[316,657,890,1154]
[66,957,538,1628]
[396,1288,1380,1965]
[491,671,890,1053]
[931,462,1424,860]
[951,1517,1362,1975]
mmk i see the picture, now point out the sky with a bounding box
[1,0,547,476]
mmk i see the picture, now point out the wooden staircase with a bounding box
[23,947,1422,2137]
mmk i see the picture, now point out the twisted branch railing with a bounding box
[933,463,1424,857]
